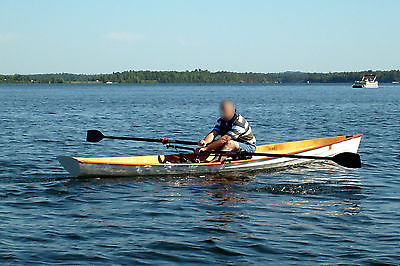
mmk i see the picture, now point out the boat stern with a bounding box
[347,134,363,154]
[58,156,81,177]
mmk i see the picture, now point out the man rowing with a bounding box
[196,100,256,160]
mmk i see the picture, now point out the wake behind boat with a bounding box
[58,134,362,177]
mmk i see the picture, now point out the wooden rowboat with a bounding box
[58,134,362,177]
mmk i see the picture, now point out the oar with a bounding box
[205,151,361,168]
[86,130,198,145]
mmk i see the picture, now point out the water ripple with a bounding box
[0,84,399,264]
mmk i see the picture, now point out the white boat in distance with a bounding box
[352,74,379,88]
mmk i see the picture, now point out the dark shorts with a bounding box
[238,142,256,153]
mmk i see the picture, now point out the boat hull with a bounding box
[58,134,362,177]
[364,82,379,88]
[352,82,379,88]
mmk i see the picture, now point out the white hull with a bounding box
[352,81,379,88]
[363,81,379,88]
[353,74,379,88]
[58,135,362,178]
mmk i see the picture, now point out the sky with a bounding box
[1,0,399,74]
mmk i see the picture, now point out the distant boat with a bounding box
[105,81,113,84]
[392,81,399,84]
[352,74,379,88]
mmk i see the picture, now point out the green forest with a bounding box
[1,69,399,84]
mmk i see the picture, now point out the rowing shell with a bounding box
[58,134,362,177]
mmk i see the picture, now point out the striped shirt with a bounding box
[213,111,256,145]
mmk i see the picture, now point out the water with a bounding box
[0,83,399,264]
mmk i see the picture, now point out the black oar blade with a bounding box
[332,152,361,168]
[86,130,104,143]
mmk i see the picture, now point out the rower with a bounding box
[196,99,256,160]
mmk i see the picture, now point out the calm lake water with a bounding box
[0,83,399,264]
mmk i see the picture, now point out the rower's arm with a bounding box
[203,130,219,145]
[204,135,232,151]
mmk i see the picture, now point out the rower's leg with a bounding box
[221,140,240,152]
[210,140,239,162]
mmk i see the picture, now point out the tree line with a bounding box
[1,69,399,84]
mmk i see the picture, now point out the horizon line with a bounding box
[2,68,400,76]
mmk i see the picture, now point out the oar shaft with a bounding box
[166,140,198,145]
[165,144,195,151]
[205,151,361,168]
[208,151,331,161]
[104,135,198,145]
[250,153,331,160]
[105,136,163,143]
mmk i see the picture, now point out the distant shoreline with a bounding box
[1,69,399,84]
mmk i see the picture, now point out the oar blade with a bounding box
[332,152,361,168]
[86,130,104,143]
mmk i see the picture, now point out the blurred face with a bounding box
[220,101,235,121]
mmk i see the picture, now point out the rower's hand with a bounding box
[195,147,207,155]
[198,139,206,147]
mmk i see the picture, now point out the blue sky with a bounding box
[1,0,399,74]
